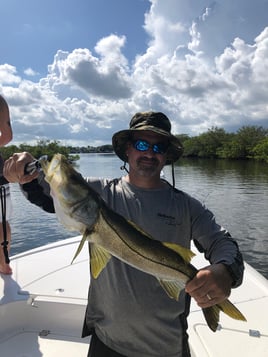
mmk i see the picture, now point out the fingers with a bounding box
[3,152,38,184]
[193,291,221,308]
[185,264,232,308]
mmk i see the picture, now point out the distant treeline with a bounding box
[0,140,113,161]
[1,140,76,161]
[176,125,268,162]
[1,125,267,163]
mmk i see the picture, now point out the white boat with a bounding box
[1,235,268,357]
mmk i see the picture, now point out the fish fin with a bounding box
[71,233,88,264]
[158,279,185,301]
[202,299,247,332]
[202,306,220,332]
[90,243,112,279]
[217,299,247,321]
[162,242,195,263]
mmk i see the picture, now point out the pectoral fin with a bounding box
[90,243,112,279]
[158,278,185,301]
[162,242,195,263]
[71,232,88,264]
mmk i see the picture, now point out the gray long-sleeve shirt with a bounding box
[81,177,244,357]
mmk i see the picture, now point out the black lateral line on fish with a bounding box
[99,207,192,278]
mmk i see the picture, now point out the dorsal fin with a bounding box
[162,242,195,263]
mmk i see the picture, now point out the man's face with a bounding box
[126,131,169,179]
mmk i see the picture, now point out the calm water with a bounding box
[9,154,268,279]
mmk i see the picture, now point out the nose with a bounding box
[142,146,157,159]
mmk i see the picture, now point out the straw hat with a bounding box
[112,111,183,165]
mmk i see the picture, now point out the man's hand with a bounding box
[185,263,233,308]
[4,152,39,184]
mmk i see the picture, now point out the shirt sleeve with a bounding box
[21,172,55,213]
[189,195,244,288]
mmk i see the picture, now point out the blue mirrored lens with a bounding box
[133,140,168,154]
[153,143,167,154]
[135,140,149,151]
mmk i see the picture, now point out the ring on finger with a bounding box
[206,293,212,301]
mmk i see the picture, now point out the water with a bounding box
[8,153,268,279]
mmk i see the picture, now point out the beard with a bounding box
[135,157,161,177]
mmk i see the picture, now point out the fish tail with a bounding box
[202,306,220,332]
[217,299,247,321]
[202,299,247,332]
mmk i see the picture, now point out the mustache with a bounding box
[137,157,159,165]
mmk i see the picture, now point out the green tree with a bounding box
[222,126,267,159]
[182,127,230,158]
[175,134,190,145]
[182,136,202,157]
[0,140,72,161]
[252,137,268,162]
[97,144,113,153]
[198,127,229,158]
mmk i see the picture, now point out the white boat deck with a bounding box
[188,252,268,357]
[0,237,90,357]
[1,236,268,356]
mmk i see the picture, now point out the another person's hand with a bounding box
[185,263,233,308]
[4,152,39,184]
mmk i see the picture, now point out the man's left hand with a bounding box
[185,263,233,308]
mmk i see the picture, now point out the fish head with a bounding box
[41,154,99,232]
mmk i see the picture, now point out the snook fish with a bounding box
[41,154,246,332]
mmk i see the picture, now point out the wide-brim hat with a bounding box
[112,111,183,165]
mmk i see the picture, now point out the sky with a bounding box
[1,0,268,147]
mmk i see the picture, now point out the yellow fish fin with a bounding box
[218,299,247,321]
[158,278,185,301]
[202,306,220,332]
[202,299,246,332]
[71,233,88,264]
[162,242,195,263]
[90,243,112,279]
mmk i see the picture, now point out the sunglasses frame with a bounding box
[132,139,169,155]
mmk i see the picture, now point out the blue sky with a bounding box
[1,0,268,146]
[1,0,150,78]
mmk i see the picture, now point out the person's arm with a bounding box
[0,120,12,146]
[21,172,55,213]
[0,100,13,146]
[185,196,244,307]
[3,152,55,213]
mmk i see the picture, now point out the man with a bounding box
[0,95,13,274]
[4,112,244,356]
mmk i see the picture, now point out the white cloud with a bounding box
[0,64,21,85]
[1,0,268,146]
[24,68,39,76]
[44,35,132,100]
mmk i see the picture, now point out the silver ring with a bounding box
[206,293,212,301]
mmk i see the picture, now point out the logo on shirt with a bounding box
[157,212,179,226]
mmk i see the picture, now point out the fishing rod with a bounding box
[0,155,48,265]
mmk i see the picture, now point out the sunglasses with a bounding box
[132,139,169,155]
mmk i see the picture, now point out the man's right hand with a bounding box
[4,152,39,184]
